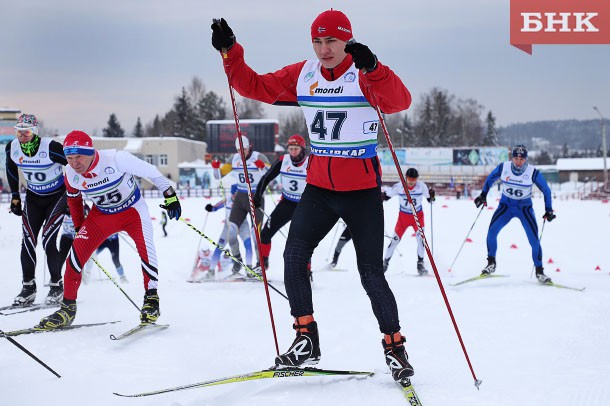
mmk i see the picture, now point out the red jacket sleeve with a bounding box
[358,62,412,114]
[65,175,85,229]
[221,43,305,105]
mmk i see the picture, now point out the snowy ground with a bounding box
[1,188,609,406]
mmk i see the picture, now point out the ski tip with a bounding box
[474,379,483,390]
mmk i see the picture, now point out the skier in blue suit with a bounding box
[474,145,556,284]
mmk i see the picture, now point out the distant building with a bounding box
[0,108,21,189]
[556,157,608,183]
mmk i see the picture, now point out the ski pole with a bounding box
[118,233,137,253]
[92,258,141,312]
[447,205,485,273]
[430,199,434,256]
[0,330,61,378]
[529,219,546,279]
[358,56,482,388]
[214,23,280,356]
[384,232,403,258]
[326,222,343,261]
[180,218,288,301]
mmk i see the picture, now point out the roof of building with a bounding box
[556,158,608,171]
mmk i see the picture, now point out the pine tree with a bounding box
[279,109,308,145]
[482,111,498,146]
[103,113,125,137]
[133,117,144,138]
[238,98,265,119]
[194,90,227,141]
[173,87,194,138]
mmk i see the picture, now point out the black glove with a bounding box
[211,18,236,51]
[205,203,214,212]
[160,189,182,220]
[427,188,436,203]
[344,41,377,72]
[474,192,487,208]
[252,195,262,208]
[381,192,391,201]
[543,210,556,222]
[10,193,22,216]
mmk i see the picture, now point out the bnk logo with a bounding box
[510,0,610,54]
[309,81,344,96]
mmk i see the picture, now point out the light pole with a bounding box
[593,107,608,191]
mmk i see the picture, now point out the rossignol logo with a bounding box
[272,370,305,377]
[309,81,344,96]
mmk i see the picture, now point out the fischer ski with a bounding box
[450,274,509,286]
[188,276,281,284]
[114,366,374,397]
[0,303,59,316]
[541,282,585,292]
[398,378,423,405]
[4,321,121,337]
[110,323,169,340]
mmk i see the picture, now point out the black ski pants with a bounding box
[260,199,298,245]
[21,190,66,283]
[284,184,401,335]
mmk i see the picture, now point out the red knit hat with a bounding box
[63,130,95,156]
[311,9,353,42]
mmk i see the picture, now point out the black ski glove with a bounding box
[344,41,377,72]
[474,192,487,208]
[543,210,556,222]
[160,188,182,220]
[211,18,236,51]
[10,193,22,216]
[205,203,214,212]
[427,188,436,203]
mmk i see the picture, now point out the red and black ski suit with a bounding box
[220,42,411,335]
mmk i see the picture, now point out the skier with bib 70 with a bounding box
[211,9,415,382]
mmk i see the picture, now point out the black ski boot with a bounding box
[14,280,36,306]
[535,266,552,284]
[383,332,414,382]
[247,264,262,279]
[416,257,428,275]
[46,281,64,305]
[140,289,160,324]
[275,316,321,367]
[481,256,496,276]
[232,254,242,275]
[38,300,77,330]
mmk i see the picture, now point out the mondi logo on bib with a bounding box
[309,81,344,96]
[510,0,610,54]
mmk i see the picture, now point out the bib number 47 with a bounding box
[310,111,347,140]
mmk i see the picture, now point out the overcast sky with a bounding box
[1,0,609,136]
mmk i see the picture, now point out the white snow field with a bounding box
[1,187,609,406]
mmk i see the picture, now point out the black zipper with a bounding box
[327,157,335,189]
[362,159,370,174]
